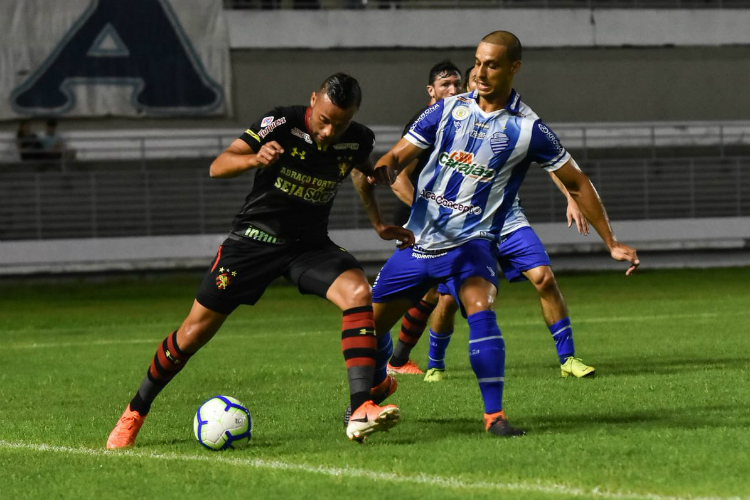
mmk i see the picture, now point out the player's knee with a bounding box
[344,280,372,308]
[532,269,559,296]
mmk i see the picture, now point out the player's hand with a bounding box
[376,224,415,249]
[254,141,284,168]
[610,242,640,275]
[368,165,397,186]
[566,200,589,235]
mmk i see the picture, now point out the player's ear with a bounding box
[426,85,436,100]
[310,91,317,107]
[510,60,522,75]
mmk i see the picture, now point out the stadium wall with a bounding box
[1,217,749,276]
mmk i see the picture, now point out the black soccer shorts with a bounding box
[195,236,363,315]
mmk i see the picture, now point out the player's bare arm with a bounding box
[391,160,418,206]
[209,138,284,178]
[549,171,589,235]
[370,138,423,186]
[553,159,640,275]
[351,167,414,249]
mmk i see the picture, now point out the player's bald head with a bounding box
[480,31,522,63]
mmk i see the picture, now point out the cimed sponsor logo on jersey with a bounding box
[489,132,510,154]
[452,106,470,121]
[258,117,286,139]
[291,127,312,144]
[260,116,274,127]
[333,142,360,150]
[419,188,483,215]
[438,151,494,181]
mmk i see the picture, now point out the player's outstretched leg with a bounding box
[549,317,595,378]
[340,305,401,441]
[343,333,398,426]
[107,330,194,449]
[107,301,226,449]
[467,310,525,437]
[387,294,437,375]
[525,266,596,378]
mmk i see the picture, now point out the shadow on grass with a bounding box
[522,404,750,433]
[594,356,750,376]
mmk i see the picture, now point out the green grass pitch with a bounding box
[1,267,749,500]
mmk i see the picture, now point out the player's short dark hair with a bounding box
[319,73,362,110]
[463,65,474,92]
[481,31,522,63]
[428,60,462,86]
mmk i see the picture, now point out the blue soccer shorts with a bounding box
[434,226,551,297]
[372,238,499,318]
[496,226,551,282]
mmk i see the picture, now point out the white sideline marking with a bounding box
[0,440,743,500]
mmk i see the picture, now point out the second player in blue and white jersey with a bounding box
[404,88,569,251]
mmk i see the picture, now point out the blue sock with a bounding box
[427,328,453,370]
[374,331,393,386]
[467,311,505,414]
[549,317,575,364]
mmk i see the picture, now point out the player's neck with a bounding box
[477,87,512,113]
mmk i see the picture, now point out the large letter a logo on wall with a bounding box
[12,0,223,116]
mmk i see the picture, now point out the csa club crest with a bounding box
[490,132,510,154]
[216,267,237,290]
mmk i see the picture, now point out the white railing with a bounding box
[3,121,750,167]
[0,156,747,242]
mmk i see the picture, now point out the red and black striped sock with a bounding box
[129,331,194,415]
[341,305,377,412]
[390,299,437,366]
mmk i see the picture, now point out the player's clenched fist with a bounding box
[254,141,284,168]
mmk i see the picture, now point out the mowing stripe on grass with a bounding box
[4,332,331,350]
[5,310,744,346]
[0,440,743,500]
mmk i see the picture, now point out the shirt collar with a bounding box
[470,88,522,114]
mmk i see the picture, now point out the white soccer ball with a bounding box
[193,395,252,451]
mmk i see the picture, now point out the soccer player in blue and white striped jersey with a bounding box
[357,31,640,437]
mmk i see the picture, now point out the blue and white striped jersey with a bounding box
[404,89,569,250]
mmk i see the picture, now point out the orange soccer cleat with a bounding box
[343,375,398,426]
[346,401,401,443]
[483,410,526,437]
[106,404,147,450]
[387,359,424,375]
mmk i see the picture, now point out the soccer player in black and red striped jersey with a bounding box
[106,73,413,448]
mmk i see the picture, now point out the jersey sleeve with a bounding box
[239,107,288,151]
[404,101,444,149]
[528,120,571,172]
[355,126,376,165]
